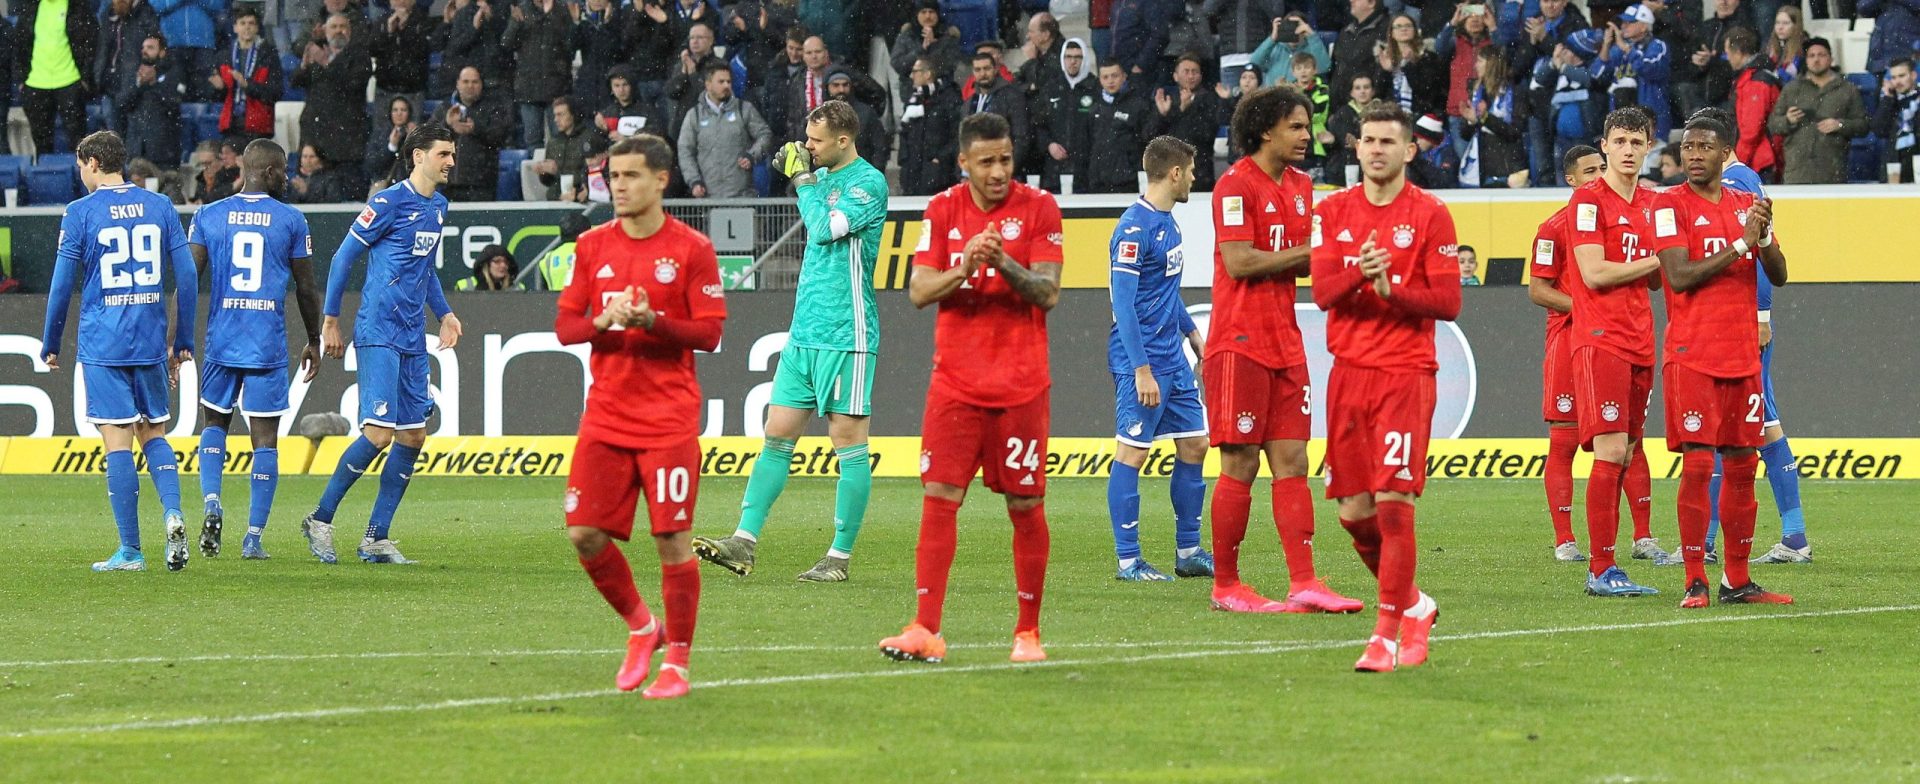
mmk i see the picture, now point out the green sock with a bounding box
[734,437,796,540]
[828,444,871,557]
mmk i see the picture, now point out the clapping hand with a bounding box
[1155,88,1174,115]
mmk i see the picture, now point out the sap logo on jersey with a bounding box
[411,231,441,256]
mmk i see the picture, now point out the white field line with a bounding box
[4,603,1914,740]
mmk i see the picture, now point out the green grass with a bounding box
[2,476,1917,782]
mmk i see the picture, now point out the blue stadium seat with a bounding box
[496,165,520,202]
[423,100,444,120]
[28,161,79,205]
[0,154,28,180]
[1846,73,1879,116]
[1847,136,1882,182]
[942,0,998,55]
[498,148,531,170]
[0,167,21,196]
[753,159,770,196]
[282,54,306,100]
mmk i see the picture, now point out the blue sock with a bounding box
[366,442,420,541]
[106,450,141,550]
[1171,459,1205,551]
[1762,438,1807,548]
[250,448,279,532]
[198,426,227,512]
[1108,461,1142,561]
[315,435,383,523]
[1707,453,1723,550]
[141,438,182,518]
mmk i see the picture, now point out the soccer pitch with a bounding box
[4,476,1916,781]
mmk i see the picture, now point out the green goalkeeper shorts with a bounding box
[770,344,875,417]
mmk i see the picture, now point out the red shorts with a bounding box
[919,383,1049,496]
[1203,353,1311,446]
[1323,365,1435,500]
[1663,363,1765,452]
[564,435,701,540]
[1573,346,1652,449]
[1541,330,1577,423]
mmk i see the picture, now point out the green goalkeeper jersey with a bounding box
[789,157,888,354]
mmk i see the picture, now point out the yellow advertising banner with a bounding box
[0,437,314,475]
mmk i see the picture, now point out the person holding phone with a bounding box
[1249,12,1329,87]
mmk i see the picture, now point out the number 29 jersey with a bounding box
[46,182,192,367]
[191,193,313,369]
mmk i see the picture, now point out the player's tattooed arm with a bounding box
[996,257,1061,311]
[290,256,324,381]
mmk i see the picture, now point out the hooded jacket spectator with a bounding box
[1033,38,1098,192]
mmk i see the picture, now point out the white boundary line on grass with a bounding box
[5,603,1915,740]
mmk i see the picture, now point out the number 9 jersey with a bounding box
[190,193,313,369]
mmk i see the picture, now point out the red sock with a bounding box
[1340,515,1381,577]
[1545,427,1578,546]
[1586,459,1625,576]
[1676,450,1714,586]
[914,495,961,634]
[1627,443,1654,541]
[1271,476,1318,586]
[580,542,651,631]
[1210,475,1252,589]
[660,558,700,669]
[1009,503,1049,634]
[1720,452,1760,587]
[1373,501,1418,640]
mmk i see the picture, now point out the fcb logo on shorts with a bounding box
[1683,411,1704,432]
[653,258,679,283]
[563,487,580,513]
[1555,394,1574,414]
[1236,411,1256,434]
[999,218,1023,241]
[920,450,932,474]
[1601,401,1621,422]
[1392,224,1415,249]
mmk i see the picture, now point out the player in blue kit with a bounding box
[39,131,199,572]
[301,123,464,565]
[1106,136,1212,583]
[189,140,322,560]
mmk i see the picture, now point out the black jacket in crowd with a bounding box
[371,7,436,95]
[572,4,630,103]
[897,78,962,195]
[95,1,160,104]
[292,44,375,169]
[1146,86,1224,190]
[1033,70,1097,191]
[964,76,1031,170]
[439,1,513,93]
[117,54,182,164]
[503,0,576,104]
[439,94,514,190]
[1086,84,1152,193]
[626,6,680,84]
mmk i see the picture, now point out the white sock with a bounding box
[731,529,758,543]
[826,548,851,560]
[1119,557,1139,570]
[1177,547,1200,559]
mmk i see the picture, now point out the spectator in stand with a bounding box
[1764,6,1807,82]
[444,0,511,92]
[1590,4,1674,138]
[1165,1,1218,77]
[1325,71,1373,184]
[1333,0,1391,94]
[211,7,282,144]
[1725,26,1783,179]
[1458,246,1481,285]
[666,21,725,142]
[292,14,373,185]
[1086,61,1151,192]
[365,95,420,184]
[17,0,98,159]
[439,65,514,200]
[96,0,160,136]
[891,0,962,83]
[128,156,188,202]
[966,51,1030,169]
[796,0,851,61]
[1206,0,1288,59]
[370,0,433,128]
[1673,0,1750,117]
[1436,2,1500,145]
[623,1,680,112]
[537,96,596,199]
[149,0,221,100]
[297,0,372,51]
[898,54,962,194]
[1528,41,1597,183]
[119,34,182,165]
[456,245,526,290]
[1111,0,1179,84]
[760,26,807,144]
[827,70,890,170]
[1375,14,1449,116]
[1409,111,1459,187]
[599,66,671,139]
[666,0,718,33]
[722,0,793,89]
[1035,38,1097,192]
[1875,58,1918,181]
[679,63,772,198]
[1646,143,1685,184]
[1456,46,1525,187]
[572,0,628,106]
[786,35,837,138]
[1292,51,1333,169]
[962,40,1015,100]
[1769,37,1867,183]
[290,143,358,202]
[1148,53,1225,189]
[1860,0,1920,74]
[1091,0,1114,61]
[189,138,243,203]
[1508,0,1589,80]
[1251,12,1331,86]
[503,0,577,149]
[1017,12,1064,90]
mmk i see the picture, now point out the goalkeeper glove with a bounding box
[774,141,814,180]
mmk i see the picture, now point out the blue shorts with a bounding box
[200,362,291,419]
[1113,368,1207,448]
[1760,341,1781,427]
[357,346,432,431]
[83,362,171,425]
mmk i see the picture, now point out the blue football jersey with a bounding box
[192,192,313,369]
[324,180,449,354]
[41,182,196,366]
[1721,162,1773,312]
[1107,199,1193,376]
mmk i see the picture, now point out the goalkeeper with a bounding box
[693,100,890,583]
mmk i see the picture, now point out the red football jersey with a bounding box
[1649,185,1765,378]
[1205,157,1311,369]
[1309,183,1461,373]
[1565,179,1658,366]
[559,217,728,448]
[1529,206,1574,342]
[912,181,1064,408]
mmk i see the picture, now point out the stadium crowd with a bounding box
[3,0,1917,205]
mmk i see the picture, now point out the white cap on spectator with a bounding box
[1617,4,1654,25]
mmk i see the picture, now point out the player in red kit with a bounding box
[1205,86,1364,615]
[556,136,727,700]
[1527,145,1604,562]
[878,113,1063,664]
[1567,108,1672,598]
[1310,103,1458,673]
[1650,116,1794,608]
